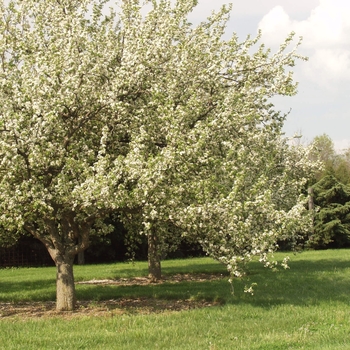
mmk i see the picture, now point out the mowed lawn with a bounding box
[0,250,350,349]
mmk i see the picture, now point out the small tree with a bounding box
[121,212,183,281]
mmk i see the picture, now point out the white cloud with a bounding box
[306,0,350,46]
[257,6,293,44]
[189,0,319,27]
[258,0,350,88]
[258,0,350,45]
[193,0,319,18]
[305,49,350,84]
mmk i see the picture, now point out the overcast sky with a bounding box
[186,0,350,151]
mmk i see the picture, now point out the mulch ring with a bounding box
[0,273,227,319]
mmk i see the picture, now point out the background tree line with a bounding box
[307,134,350,249]
[0,218,205,267]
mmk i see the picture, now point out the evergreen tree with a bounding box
[309,175,350,248]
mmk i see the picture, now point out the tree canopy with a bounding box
[310,134,350,184]
[0,0,317,310]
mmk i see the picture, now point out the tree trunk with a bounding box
[148,233,161,282]
[77,251,85,265]
[55,255,76,311]
[77,235,86,265]
[26,217,91,311]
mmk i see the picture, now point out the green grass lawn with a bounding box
[0,250,350,349]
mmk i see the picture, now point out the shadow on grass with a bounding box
[76,278,229,304]
[103,261,227,279]
[0,279,56,302]
[75,257,350,309]
[237,258,350,308]
[161,262,228,275]
[1,257,349,309]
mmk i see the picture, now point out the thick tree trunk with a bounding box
[148,233,161,282]
[26,217,91,311]
[55,255,76,311]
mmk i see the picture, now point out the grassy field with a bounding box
[0,250,350,349]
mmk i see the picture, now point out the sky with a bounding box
[186,0,350,151]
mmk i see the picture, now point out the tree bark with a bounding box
[54,254,76,311]
[77,231,85,265]
[77,251,85,265]
[148,233,161,282]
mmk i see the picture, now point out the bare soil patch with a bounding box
[0,273,226,319]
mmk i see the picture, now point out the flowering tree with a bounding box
[0,0,128,310]
[0,0,317,310]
